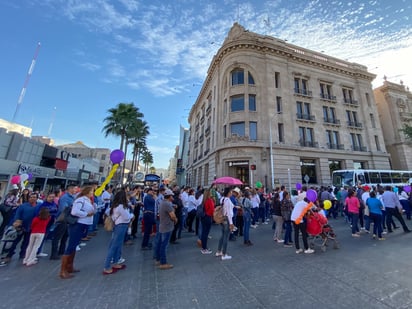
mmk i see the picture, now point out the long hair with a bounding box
[223,187,232,197]
[110,190,128,215]
[202,188,211,204]
[77,186,94,199]
[38,207,50,220]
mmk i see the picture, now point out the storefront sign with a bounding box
[18,164,42,176]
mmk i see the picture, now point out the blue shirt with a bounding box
[14,202,37,231]
[58,192,75,215]
[366,197,383,215]
[143,194,156,212]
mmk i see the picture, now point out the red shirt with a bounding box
[31,217,51,233]
[204,197,215,217]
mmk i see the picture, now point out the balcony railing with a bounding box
[294,88,313,97]
[352,145,367,152]
[297,113,315,121]
[299,140,319,148]
[320,93,337,101]
[323,118,341,125]
[347,121,363,128]
[343,98,359,105]
[327,143,344,150]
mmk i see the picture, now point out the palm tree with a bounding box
[102,102,144,183]
[127,119,150,173]
[141,149,154,173]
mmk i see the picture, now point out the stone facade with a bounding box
[374,80,412,170]
[186,23,390,189]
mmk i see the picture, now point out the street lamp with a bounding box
[269,118,274,191]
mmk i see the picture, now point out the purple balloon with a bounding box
[404,185,411,193]
[306,189,317,202]
[28,173,33,180]
[110,149,125,164]
[296,183,302,190]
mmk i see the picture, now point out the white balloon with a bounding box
[20,173,29,181]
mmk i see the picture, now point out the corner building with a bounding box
[187,23,390,188]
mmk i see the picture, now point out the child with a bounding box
[23,208,50,266]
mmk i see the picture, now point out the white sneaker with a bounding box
[263,222,268,225]
[76,246,81,251]
[221,254,232,260]
[304,248,315,254]
[296,249,304,254]
[201,249,213,254]
[382,231,387,235]
[277,239,284,243]
[215,251,223,257]
[117,257,126,264]
[37,252,48,257]
[79,242,87,247]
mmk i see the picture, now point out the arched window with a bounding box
[248,72,255,85]
[231,69,244,85]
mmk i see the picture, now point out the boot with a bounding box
[59,255,74,279]
[67,252,80,273]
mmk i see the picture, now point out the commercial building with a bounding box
[374,79,412,170]
[186,23,390,189]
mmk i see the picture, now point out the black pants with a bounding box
[131,205,141,238]
[50,222,68,258]
[7,230,30,259]
[386,208,410,232]
[293,221,308,250]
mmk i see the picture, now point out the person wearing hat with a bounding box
[141,187,156,250]
[154,189,177,269]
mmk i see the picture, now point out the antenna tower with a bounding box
[12,42,41,122]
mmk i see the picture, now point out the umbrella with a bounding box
[212,176,243,185]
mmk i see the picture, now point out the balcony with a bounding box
[294,88,313,97]
[320,93,337,102]
[327,143,344,150]
[194,140,198,148]
[323,118,341,125]
[299,140,319,148]
[352,145,367,152]
[297,113,315,122]
[347,121,363,128]
[205,126,210,136]
[343,98,359,106]
[204,149,210,156]
[199,134,204,142]
[206,105,211,115]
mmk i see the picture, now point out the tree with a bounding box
[127,119,150,173]
[141,149,154,173]
[400,124,412,141]
[102,102,144,183]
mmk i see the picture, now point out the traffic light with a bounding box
[250,164,256,170]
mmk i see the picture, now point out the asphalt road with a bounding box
[1,217,412,309]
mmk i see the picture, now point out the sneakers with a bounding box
[283,243,293,248]
[76,246,81,251]
[79,242,87,247]
[378,237,386,240]
[37,252,48,257]
[158,264,173,270]
[117,257,126,264]
[221,254,232,260]
[352,233,360,237]
[296,249,304,254]
[304,248,315,254]
[215,251,223,257]
[277,239,284,243]
[201,249,213,254]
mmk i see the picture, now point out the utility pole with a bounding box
[12,42,41,122]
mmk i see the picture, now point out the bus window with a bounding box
[401,172,411,183]
[369,172,380,184]
[391,172,402,184]
[363,172,370,184]
[357,173,366,185]
[380,172,391,184]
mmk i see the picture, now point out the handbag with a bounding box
[104,215,115,232]
[64,206,79,225]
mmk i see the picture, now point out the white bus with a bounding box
[332,169,412,188]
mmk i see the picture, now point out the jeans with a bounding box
[369,213,383,238]
[351,213,360,234]
[284,220,292,244]
[252,208,259,225]
[273,215,284,240]
[155,231,172,265]
[293,221,308,250]
[243,212,251,242]
[104,223,128,269]
[217,220,230,255]
[141,212,154,248]
[7,230,30,259]
[153,218,160,259]
[186,209,196,232]
[259,207,266,223]
[65,223,88,255]
[400,200,411,220]
[200,216,212,250]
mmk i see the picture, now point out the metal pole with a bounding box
[269,118,274,191]
[288,168,291,192]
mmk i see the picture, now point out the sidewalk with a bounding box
[1,218,412,309]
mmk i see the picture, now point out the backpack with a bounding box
[213,197,226,224]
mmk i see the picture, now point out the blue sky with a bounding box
[0,0,411,169]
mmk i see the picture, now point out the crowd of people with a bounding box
[1,181,411,276]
